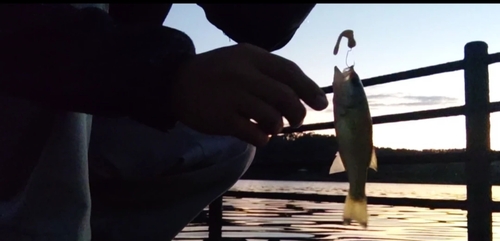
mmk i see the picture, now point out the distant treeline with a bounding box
[242,133,500,185]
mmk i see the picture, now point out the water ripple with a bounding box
[173,180,500,240]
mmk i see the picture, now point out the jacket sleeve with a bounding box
[0,4,196,130]
[198,4,315,52]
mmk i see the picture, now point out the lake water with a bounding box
[174,180,500,240]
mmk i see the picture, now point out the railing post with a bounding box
[208,196,223,240]
[464,41,492,241]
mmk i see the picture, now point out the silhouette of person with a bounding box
[0,4,328,240]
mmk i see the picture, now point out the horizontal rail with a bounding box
[489,52,500,64]
[321,59,463,94]
[225,191,500,212]
[320,52,500,94]
[281,101,500,133]
[492,100,500,113]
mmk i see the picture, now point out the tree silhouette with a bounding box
[244,133,500,184]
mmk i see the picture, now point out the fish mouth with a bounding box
[343,66,357,79]
[334,67,349,82]
[334,66,357,83]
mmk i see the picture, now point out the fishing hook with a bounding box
[345,49,355,68]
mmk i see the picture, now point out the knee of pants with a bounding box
[89,118,257,182]
[213,137,256,184]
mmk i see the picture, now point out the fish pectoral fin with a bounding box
[329,152,346,174]
[369,147,378,171]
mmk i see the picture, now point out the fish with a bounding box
[329,65,377,228]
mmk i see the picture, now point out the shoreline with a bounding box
[239,173,488,185]
[238,177,471,186]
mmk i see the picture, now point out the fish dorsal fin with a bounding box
[369,147,378,171]
[329,152,346,174]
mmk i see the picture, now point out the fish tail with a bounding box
[343,193,368,228]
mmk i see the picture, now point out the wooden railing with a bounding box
[207,41,500,241]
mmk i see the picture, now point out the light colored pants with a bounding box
[0,113,255,241]
[88,117,255,241]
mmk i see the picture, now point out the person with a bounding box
[0,3,328,241]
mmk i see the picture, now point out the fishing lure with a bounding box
[333,29,357,67]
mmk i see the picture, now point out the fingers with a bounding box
[254,53,328,111]
[227,93,285,147]
[246,74,306,128]
[231,116,271,147]
[236,93,284,135]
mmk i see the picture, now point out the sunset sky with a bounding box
[164,4,500,151]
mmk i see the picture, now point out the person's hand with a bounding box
[170,43,328,147]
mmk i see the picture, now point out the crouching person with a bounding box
[0,3,325,241]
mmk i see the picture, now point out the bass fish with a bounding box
[329,30,377,227]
